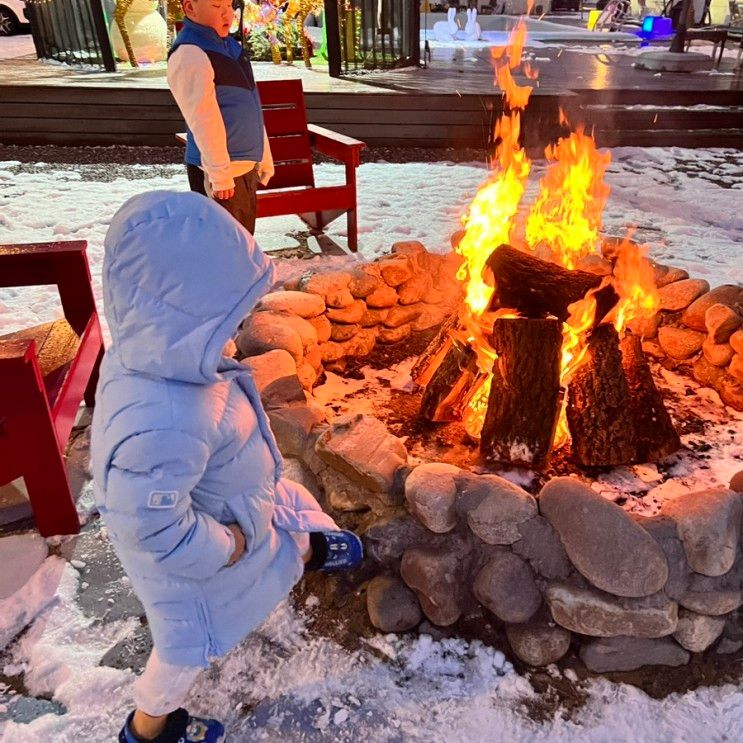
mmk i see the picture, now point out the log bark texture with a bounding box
[620,334,681,462]
[411,312,458,387]
[419,343,478,422]
[486,244,618,322]
[567,324,638,467]
[480,317,563,468]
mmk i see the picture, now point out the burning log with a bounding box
[480,317,563,468]
[486,245,618,322]
[419,343,478,422]
[567,324,638,467]
[411,313,459,387]
[619,334,681,462]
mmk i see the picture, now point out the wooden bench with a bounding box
[0,241,104,537]
[177,79,366,253]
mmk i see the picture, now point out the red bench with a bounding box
[177,79,366,253]
[0,241,104,537]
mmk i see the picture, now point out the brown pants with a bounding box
[186,164,259,235]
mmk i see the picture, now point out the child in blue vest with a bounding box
[93,191,362,743]
[168,0,272,234]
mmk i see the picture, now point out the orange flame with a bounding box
[611,235,660,333]
[525,126,611,269]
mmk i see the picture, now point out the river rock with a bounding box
[473,553,542,623]
[308,314,332,343]
[379,257,414,287]
[378,323,412,344]
[539,477,668,598]
[655,265,690,288]
[673,609,725,652]
[348,270,382,299]
[512,516,573,581]
[299,271,354,308]
[702,338,734,367]
[360,307,390,327]
[729,355,743,383]
[506,622,572,667]
[391,240,427,258]
[730,470,743,493]
[705,303,742,343]
[679,590,743,616]
[642,339,665,359]
[627,312,661,339]
[257,290,325,318]
[366,284,399,309]
[268,403,325,458]
[658,279,710,312]
[237,314,304,363]
[261,312,318,354]
[718,374,743,410]
[465,476,538,545]
[731,330,743,355]
[385,303,424,328]
[346,327,379,357]
[401,548,465,626]
[405,463,460,534]
[398,275,432,305]
[635,515,691,601]
[316,466,377,512]
[660,489,741,577]
[692,356,726,388]
[580,637,689,673]
[241,350,305,409]
[367,575,422,633]
[545,583,678,637]
[294,356,314,387]
[364,514,442,565]
[315,414,408,494]
[657,326,705,360]
[318,341,346,363]
[412,303,450,332]
[330,323,359,342]
[326,299,366,325]
[682,285,743,331]
[575,254,613,276]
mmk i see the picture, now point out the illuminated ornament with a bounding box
[112,0,167,68]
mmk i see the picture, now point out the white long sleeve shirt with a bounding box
[167,44,274,194]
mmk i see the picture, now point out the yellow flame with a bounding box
[525,126,611,269]
[611,234,660,333]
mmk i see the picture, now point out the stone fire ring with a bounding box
[235,240,743,674]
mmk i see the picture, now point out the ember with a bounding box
[414,17,679,470]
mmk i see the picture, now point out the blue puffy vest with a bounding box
[170,19,264,167]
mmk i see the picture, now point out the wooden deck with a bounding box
[1,45,741,149]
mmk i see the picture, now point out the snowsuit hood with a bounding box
[103,190,273,384]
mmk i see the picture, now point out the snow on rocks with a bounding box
[660,489,742,576]
[580,636,689,673]
[540,478,669,598]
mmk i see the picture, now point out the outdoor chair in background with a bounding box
[0,241,103,537]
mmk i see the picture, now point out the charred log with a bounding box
[620,334,681,462]
[480,317,563,468]
[411,312,459,387]
[567,324,638,467]
[486,244,618,322]
[419,343,478,422]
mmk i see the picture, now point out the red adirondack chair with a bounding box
[177,79,366,253]
[0,241,104,537]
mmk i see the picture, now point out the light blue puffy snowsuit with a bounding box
[91,191,337,668]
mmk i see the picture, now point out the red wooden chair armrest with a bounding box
[307,124,366,166]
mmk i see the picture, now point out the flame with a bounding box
[524,125,611,269]
[611,235,660,333]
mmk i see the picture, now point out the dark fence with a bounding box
[326,0,420,75]
[25,0,116,72]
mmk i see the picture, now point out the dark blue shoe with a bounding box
[307,530,364,572]
[120,708,225,743]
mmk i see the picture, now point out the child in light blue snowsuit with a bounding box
[91,191,361,743]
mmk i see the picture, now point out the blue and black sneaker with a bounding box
[120,708,225,743]
[306,530,363,572]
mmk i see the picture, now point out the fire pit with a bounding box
[233,17,743,675]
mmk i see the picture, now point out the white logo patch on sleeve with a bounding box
[148,490,179,509]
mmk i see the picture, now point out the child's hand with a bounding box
[226,523,246,565]
[214,187,235,201]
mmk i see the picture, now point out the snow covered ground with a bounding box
[0,33,33,60]
[0,148,742,741]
